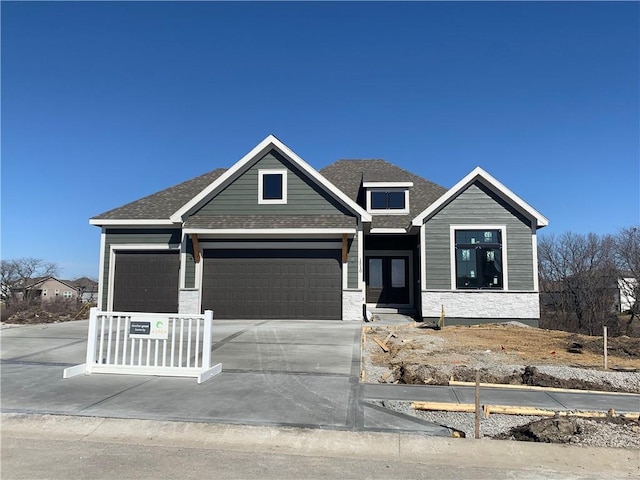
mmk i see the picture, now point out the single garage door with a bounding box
[202,249,342,320]
[112,250,179,313]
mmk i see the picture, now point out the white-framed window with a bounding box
[366,188,409,214]
[451,226,508,290]
[258,169,287,204]
[55,289,60,296]
[42,289,47,297]
[63,291,73,298]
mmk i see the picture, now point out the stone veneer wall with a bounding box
[421,291,540,319]
[342,290,364,321]
[179,289,200,314]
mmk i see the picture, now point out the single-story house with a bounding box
[90,135,548,324]
[16,277,81,301]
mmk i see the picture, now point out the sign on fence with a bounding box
[63,308,222,383]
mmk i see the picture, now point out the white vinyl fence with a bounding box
[63,308,222,383]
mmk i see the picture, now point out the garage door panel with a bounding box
[112,251,179,313]
[202,249,341,320]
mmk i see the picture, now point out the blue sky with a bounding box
[2,1,638,280]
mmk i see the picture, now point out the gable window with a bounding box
[258,169,287,204]
[367,188,409,214]
[454,228,504,289]
[63,291,73,299]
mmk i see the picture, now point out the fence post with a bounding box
[202,310,213,369]
[85,307,99,373]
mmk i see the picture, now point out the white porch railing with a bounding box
[63,308,222,383]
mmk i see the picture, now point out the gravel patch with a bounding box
[371,400,640,449]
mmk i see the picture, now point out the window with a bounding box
[55,289,60,296]
[455,229,503,289]
[367,189,409,213]
[63,291,73,299]
[42,289,47,297]
[258,169,287,204]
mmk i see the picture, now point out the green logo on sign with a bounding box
[156,321,164,328]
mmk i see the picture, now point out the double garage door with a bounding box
[202,249,342,320]
[111,249,342,319]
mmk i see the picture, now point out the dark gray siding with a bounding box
[347,234,358,289]
[193,150,353,217]
[184,237,196,288]
[424,182,535,291]
[102,229,182,309]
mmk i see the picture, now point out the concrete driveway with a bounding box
[4,319,636,437]
[0,319,449,435]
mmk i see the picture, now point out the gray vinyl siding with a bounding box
[102,229,182,309]
[193,150,353,217]
[347,234,358,289]
[424,182,535,291]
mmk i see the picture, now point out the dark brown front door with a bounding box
[366,256,410,305]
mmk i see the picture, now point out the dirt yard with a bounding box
[362,321,640,447]
[363,322,640,388]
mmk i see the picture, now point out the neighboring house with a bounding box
[18,277,80,301]
[90,135,548,324]
[617,275,637,313]
[68,277,99,303]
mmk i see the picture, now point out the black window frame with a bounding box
[454,229,504,290]
[369,190,406,211]
[262,173,283,200]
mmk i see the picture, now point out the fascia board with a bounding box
[183,228,356,235]
[362,182,414,188]
[89,219,176,226]
[170,135,372,223]
[369,228,407,234]
[411,166,549,228]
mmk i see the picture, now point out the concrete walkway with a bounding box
[1,319,638,437]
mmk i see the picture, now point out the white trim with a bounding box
[170,135,371,223]
[366,188,410,215]
[420,224,426,289]
[107,244,180,311]
[363,181,413,188]
[364,250,414,307]
[90,219,175,226]
[183,228,356,235]
[199,241,342,249]
[412,167,549,227]
[531,226,539,292]
[370,228,407,234]
[449,225,509,291]
[258,169,288,205]
[97,229,107,309]
[358,223,365,291]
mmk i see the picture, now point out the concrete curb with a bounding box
[2,413,638,476]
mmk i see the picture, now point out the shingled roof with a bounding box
[92,168,227,221]
[91,158,448,231]
[320,159,447,229]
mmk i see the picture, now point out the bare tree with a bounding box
[538,232,618,335]
[0,258,59,305]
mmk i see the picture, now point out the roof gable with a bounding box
[171,135,371,223]
[412,166,549,228]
